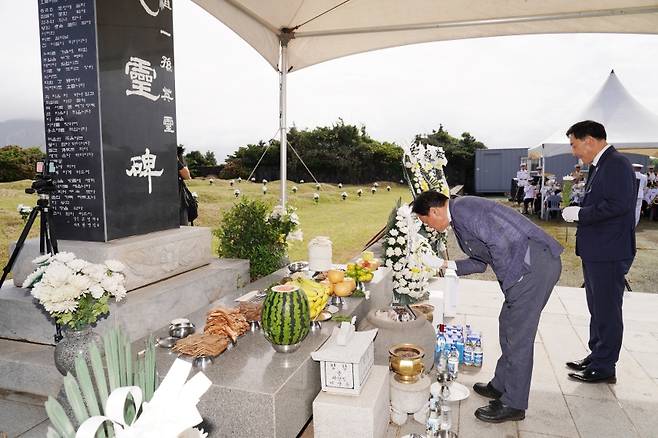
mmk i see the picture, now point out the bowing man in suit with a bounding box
[561,120,636,383]
[412,191,562,423]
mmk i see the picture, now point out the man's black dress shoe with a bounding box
[568,369,616,384]
[473,382,502,399]
[474,400,525,423]
[566,357,591,371]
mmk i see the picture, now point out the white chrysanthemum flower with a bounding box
[286,230,304,242]
[53,252,76,263]
[42,262,72,288]
[385,259,393,267]
[289,213,300,224]
[66,258,90,273]
[31,282,53,300]
[393,262,403,271]
[101,277,120,294]
[89,283,105,299]
[105,260,125,273]
[387,237,396,245]
[393,247,402,256]
[32,254,52,265]
[389,228,399,237]
[396,236,406,245]
[386,247,395,257]
[22,265,46,288]
[113,285,127,302]
[69,274,92,292]
[399,278,407,287]
[45,300,78,313]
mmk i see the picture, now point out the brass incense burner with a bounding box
[389,343,425,383]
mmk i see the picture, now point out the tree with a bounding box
[0,145,46,182]
[203,151,217,166]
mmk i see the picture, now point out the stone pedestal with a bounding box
[313,365,390,438]
[10,226,212,291]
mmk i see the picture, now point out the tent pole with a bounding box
[279,41,288,209]
[540,146,545,219]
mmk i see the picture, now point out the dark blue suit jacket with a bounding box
[576,146,636,262]
[450,197,563,291]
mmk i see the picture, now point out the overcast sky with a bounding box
[2,0,658,162]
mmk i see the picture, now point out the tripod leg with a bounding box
[0,206,41,289]
[46,207,58,254]
[40,210,48,254]
[624,278,632,292]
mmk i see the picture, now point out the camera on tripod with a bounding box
[25,160,57,195]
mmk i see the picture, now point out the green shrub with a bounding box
[215,198,287,280]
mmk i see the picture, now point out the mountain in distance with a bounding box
[0,119,46,151]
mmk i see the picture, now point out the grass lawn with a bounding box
[1,179,656,292]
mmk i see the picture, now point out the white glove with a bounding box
[422,253,445,269]
[562,206,581,222]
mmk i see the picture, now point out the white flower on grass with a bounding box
[89,283,105,299]
[105,260,125,273]
[32,254,52,265]
[53,252,76,263]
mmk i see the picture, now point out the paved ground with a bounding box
[4,279,658,437]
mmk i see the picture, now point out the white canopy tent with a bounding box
[528,69,658,217]
[529,70,658,160]
[190,0,658,206]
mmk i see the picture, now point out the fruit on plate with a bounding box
[261,284,310,346]
[334,280,356,297]
[293,276,331,319]
[356,251,381,271]
[346,263,374,283]
[326,269,345,283]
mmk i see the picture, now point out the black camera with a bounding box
[25,160,57,195]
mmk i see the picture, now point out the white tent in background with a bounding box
[190,0,658,206]
[529,70,658,160]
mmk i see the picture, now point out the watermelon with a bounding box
[262,284,310,346]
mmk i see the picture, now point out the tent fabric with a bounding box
[528,70,658,159]
[191,1,658,72]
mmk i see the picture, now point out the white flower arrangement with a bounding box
[383,205,437,304]
[267,205,303,244]
[23,252,126,329]
[404,142,450,197]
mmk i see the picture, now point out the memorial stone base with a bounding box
[312,365,390,438]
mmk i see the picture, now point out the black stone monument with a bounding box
[38,0,179,241]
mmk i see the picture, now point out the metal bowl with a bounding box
[287,261,309,274]
[389,343,425,384]
[192,355,214,370]
[156,336,178,348]
[271,341,303,353]
[169,322,196,339]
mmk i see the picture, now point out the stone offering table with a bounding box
[150,266,393,438]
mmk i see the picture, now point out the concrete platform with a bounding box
[9,226,213,291]
[4,277,658,438]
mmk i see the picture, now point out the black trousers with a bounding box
[582,258,633,373]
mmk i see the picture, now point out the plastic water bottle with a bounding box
[447,345,459,378]
[435,330,446,369]
[473,341,483,367]
[440,404,452,431]
[464,337,474,366]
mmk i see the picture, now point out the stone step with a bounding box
[0,258,250,345]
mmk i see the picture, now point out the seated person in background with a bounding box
[571,164,583,183]
[523,182,537,215]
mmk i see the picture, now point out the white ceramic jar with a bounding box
[308,236,332,272]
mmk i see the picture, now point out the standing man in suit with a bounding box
[561,120,636,383]
[412,191,562,423]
